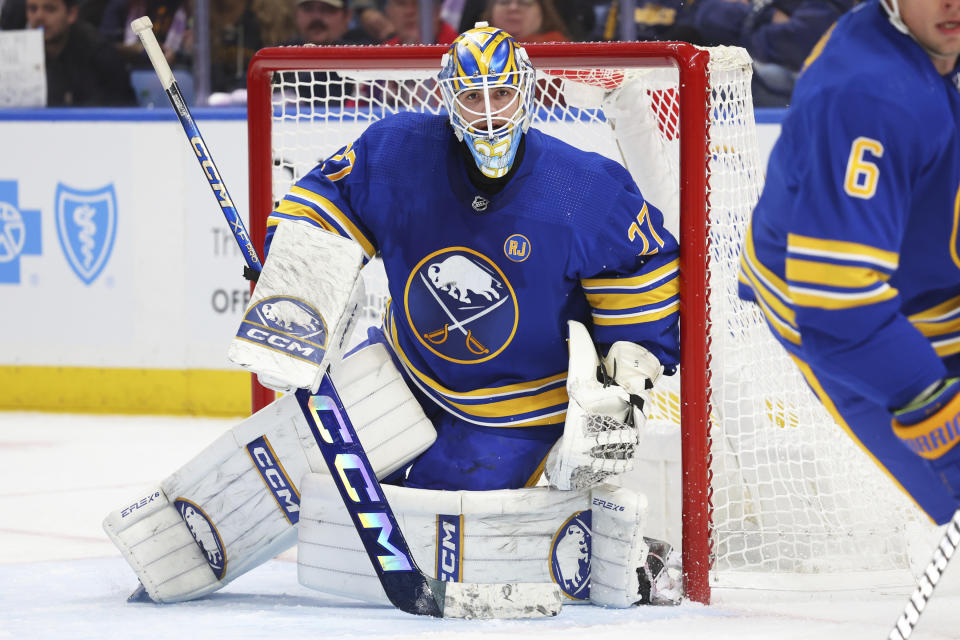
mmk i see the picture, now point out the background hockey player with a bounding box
[104,24,683,611]
[738,0,960,524]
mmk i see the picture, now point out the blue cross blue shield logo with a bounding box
[0,180,42,285]
[55,183,117,285]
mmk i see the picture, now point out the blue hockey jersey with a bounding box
[739,0,960,411]
[267,112,680,429]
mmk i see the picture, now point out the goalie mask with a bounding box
[438,24,536,179]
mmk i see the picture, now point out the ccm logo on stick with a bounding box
[246,435,301,524]
[189,136,233,209]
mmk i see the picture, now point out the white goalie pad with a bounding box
[103,342,436,603]
[228,219,365,393]
[298,480,674,608]
[545,320,662,490]
[103,393,323,603]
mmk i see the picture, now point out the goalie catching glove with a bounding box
[545,320,663,491]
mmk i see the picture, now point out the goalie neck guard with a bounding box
[438,24,536,179]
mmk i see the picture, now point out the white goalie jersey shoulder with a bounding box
[545,320,663,491]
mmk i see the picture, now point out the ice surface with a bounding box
[2,412,959,639]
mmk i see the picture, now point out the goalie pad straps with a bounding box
[545,320,661,490]
[298,480,673,608]
[228,219,365,393]
[103,343,436,603]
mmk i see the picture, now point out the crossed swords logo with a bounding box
[418,272,508,355]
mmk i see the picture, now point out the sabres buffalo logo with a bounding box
[550,510,592,600]
[405,247,518,364]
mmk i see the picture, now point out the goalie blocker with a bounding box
[103,342,437,603]
[298,478,682,607]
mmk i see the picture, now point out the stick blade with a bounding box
[441,582,563,619]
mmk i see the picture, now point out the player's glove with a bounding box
[892,377,960,500]
[545,321,662,490]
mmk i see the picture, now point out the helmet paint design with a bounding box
[438,24,536,178]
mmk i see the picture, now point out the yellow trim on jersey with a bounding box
[931,335,960,358]
[740,230,796,325]
[908,293,960,323]
[738,239,801,344]
[581,259,678,290]
[789,353,935,524]
[909,293,960,341]
[585,277,678,310]
[789,283,897,309]
[949,183,960,270]
[288,185,376,258]
[786,233,899,270]
[592,300,679,325]
[321,143,356,182]
[445,386,569,419]
[802,22,837,73]
[386,307,568,425]
[273,200,339,233]
[785,258,892,289]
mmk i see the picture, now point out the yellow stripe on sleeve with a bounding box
[273,201,339,233]
[740,233,797,325]
[786,258,892,289]
[787,233,899,270]
[581,259,678,290]
[289,186,376,257]
[592,300,679,325]
[585,277,678,310]
[790,284,898,310]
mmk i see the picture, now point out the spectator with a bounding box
[1,0,26,28]
[383,0,458,43]
[207,0,299,94]
[351,0,397,41]
[288,0,376,45]
[691,0,856,104]
[26,0,136,105]
[276,0,377,108]
[485,0,569,41]
[598,0,701,42]
[458,0,591,39]
[99,0,190,67]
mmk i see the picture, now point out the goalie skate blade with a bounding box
[440,582,563,619]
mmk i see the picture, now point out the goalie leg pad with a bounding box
[103,392,321,602]
[298,480,682,608]
[297,480,592,605]
[104,342,436,603]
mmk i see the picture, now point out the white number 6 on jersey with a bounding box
[844,136,884,200]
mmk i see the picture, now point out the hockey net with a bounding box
[246,42,937,603]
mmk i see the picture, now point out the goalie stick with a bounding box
[888,508,960,639]
[130,16,562,620]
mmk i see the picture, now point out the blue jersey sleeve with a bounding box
[264,137,378,261]
[574,162,680,371]
[780,86,946,408]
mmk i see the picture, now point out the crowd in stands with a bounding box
[0,0,859,107]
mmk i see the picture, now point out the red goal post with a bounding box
[246,42,935,606]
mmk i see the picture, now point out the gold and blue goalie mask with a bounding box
[438,26,536,179]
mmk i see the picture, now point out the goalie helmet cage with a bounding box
[246,42,935,606]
